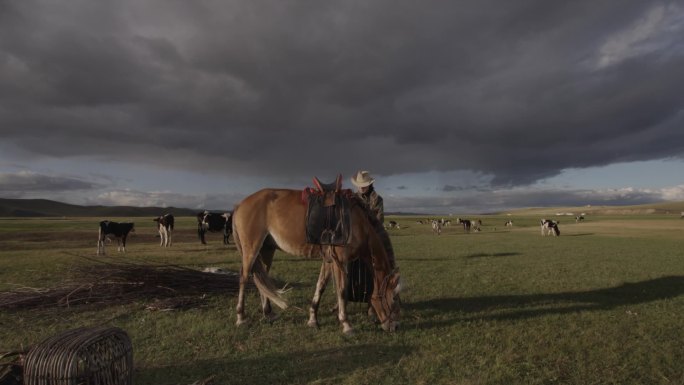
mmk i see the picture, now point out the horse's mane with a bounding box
[349,195,383,229]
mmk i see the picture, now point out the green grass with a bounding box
[1,215,683,384]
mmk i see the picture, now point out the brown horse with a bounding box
[233,188,401,334]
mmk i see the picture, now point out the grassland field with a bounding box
[0,213,683,384]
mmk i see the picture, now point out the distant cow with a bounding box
[575,215,584,222]
[153,214,175,247]
[431,219,442,235]
[456,218,471,232]
[197,211,232,244]
[540,219,560,236]
[97,220,135,255]
[387,220,398,229]
[472,219,482,231]
[505,220,513,227]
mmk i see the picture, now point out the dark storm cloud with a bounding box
[0,171,101,192]
[89,189,243,211]
[443,185,466,192]
[1,0,683,184]
[385,186,672,214]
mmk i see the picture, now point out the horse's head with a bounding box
[371,269,402,332]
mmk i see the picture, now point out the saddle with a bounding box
[304,174,353,248]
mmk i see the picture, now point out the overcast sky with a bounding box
[1,0,683,214]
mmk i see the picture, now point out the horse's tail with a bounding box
[251,260,288,310]
[232,205,243,257]
[232,203,288,310]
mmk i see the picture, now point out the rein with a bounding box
[372,267,398,325]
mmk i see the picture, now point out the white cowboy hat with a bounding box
[350,170,375,188]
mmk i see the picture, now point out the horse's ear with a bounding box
[313,177,323,192]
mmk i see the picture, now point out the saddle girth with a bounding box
[305,175,353,255]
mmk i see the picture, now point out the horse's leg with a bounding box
[258,241,278,322]
[236,263,249,326]
[331,261,353,335]
[235,230,269,326]
[308,262,332,328]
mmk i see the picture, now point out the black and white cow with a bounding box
[540,219,560,236]
[575,215,585,222]
[153,214,174,247]
[505,220,514,227]
[197,211,233,244]
[97,220,135,255]
[472,219,482,231]
[431,219,442,235]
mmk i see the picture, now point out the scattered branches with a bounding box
[0,257,251,310]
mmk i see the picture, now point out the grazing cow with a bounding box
[505,220,514,227]
[431,219,442,235]
[97,220,135,255]
[197,211,233,244]
[540,219,560,236]
[456,218,471,232]
[387,220,398,229]
[472,219,482,231]
[153,214,175,247]
[575,215,584,222]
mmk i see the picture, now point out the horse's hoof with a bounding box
[236,314,248,326]
[307,320,319,329]
[342,328,355,337]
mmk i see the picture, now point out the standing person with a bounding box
[350,170,397,269]
[344,170,397,307]
[351,170,384,223]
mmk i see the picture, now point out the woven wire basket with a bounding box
[23,326,133,385]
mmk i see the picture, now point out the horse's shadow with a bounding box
[135,344,410,384]
[406,276,684,328]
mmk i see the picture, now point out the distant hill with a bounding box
[504,201,684,216]
[0,198,213,217]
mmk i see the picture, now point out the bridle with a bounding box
[371,268,399,326]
